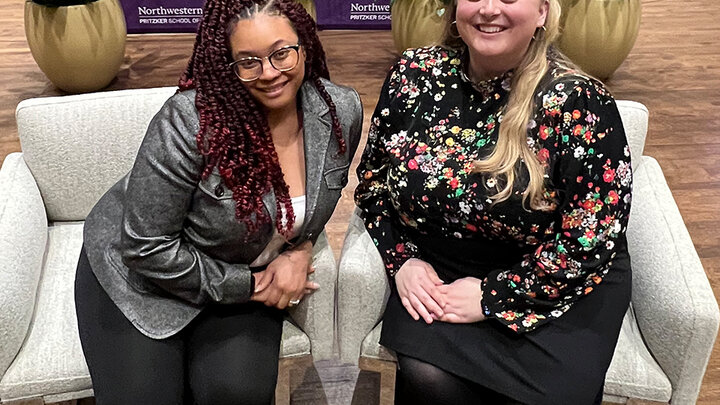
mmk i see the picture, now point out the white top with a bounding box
[250,195,306,267]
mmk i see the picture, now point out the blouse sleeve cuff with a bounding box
[480,273,513,314]
[384,240,420,277]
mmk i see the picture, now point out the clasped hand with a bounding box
[250,241,318,309]
[395,258,486,324]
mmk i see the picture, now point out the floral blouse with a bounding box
[355,47,632,333]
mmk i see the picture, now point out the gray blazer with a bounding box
[83,79,363,339]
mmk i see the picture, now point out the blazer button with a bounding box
[214,184,224,197]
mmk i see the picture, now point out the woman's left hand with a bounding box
[436,277,487,323]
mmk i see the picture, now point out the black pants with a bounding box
[74,248,283,405]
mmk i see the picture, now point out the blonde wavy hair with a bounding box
[442,0,579,210]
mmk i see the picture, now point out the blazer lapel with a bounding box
[299,81,331,236]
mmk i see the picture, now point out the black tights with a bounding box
[395,355,605,405]
[395,355,526,405]
[74,248,283,405]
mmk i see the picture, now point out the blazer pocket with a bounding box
[197,173,234,201]
[324,164,350,190]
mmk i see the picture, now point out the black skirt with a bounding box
[380,233,631,405]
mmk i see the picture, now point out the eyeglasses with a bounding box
[229,44,302,82]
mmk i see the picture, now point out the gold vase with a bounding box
[391,0,447,53]
[296,0,316,21]
[557,0,642,80]
[24,0,127,93]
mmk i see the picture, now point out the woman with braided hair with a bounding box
[74,1,362,403]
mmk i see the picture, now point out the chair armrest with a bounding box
[0,153,48,377]
[627,156,720,405]
[337,207,390,364]
[287,230,337,361]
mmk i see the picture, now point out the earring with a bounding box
[532,25,547,41]
[450,20,461,39]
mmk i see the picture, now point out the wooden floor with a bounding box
[2,0,719,404]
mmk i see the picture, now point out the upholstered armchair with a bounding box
[0,87,336,404]
[337,100,720,405]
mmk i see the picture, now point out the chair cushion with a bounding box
[360,311,672,402]
[0,222,310,401]
[604,307,673,402]
[280,321,311,358]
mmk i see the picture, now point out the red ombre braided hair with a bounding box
[179,0,345,236]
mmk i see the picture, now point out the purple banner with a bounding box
[317,0,391,30]
[121,0,204,34]
[120,0,392,34]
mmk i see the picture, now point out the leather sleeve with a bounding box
[120,92,254,305]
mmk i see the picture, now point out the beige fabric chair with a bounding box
[337,100,720,405]
[0,87,337,404]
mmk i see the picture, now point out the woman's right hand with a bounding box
[250,242,319,309]
[395,258,446,324]
[250,269,318,309]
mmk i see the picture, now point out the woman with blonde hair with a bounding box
[356,0,631,403]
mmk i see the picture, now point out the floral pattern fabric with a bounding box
[355,47,632,333]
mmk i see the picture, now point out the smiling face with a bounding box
[456,0,548,78]
[228,14,306,113]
